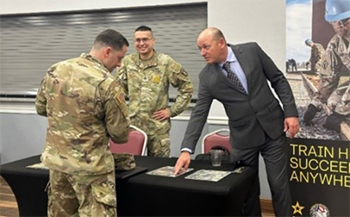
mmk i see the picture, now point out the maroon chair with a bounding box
[110,125,147,156]
[201,129,232,154]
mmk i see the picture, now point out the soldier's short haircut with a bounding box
[94,29,129,50]
[135,25,153,32]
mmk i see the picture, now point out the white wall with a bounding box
[207,0,286,120]
[0,0,286,199]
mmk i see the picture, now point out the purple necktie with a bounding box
[223,62,246,93]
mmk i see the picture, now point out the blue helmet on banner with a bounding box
[305,39,312,45]
[325,0,350,22]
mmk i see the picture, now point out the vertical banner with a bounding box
[288,138,349,216]
[286,0,350,216]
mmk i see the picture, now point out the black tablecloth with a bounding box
[1,155,254,216]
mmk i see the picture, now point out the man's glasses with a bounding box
[134,38,152,43]
[329,18,350,26]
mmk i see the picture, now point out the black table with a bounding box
[1,155,254,216]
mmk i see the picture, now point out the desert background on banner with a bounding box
[286,0,350,216]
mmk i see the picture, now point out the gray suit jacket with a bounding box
[181,42,298,150]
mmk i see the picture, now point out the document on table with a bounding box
[146,166,193,177]
[185,169,232,182]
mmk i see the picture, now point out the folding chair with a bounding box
[201,129,232,154]
[110,125,147,156]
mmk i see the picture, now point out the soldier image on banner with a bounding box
[288,58,298,72]
[304,38,326,73]
[303,0,350,133]
[117,25,193,157]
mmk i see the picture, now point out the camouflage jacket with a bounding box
[36,53,130,175]
[309,43,325,72]
[320,34,350,78]
[117,51,193,135]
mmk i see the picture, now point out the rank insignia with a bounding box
[115,88,125,103]
[152,75,160,83]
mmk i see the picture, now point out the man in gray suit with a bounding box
[174,27,300,216]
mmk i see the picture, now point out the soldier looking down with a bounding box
[36,29,130,217]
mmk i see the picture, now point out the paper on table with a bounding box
[185,169,232,182]
[146,166,193,177]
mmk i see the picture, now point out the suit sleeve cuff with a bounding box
[180,148,193,154]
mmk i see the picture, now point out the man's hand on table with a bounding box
[174,151,191,175]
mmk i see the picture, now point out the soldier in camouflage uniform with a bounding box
[117,25,193,157]
[36,29,130,217]
[305,39,325,73]
[304,0,350,132]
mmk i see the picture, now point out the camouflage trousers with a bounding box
[147,132,170,157]
[47,169,116,217]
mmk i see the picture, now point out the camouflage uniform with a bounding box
[310,34,350,118]
[117,51,193,157]
[36,53,130,217]
[308,43,325,73]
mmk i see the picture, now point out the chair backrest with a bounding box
[110,125,147,156]
[202,129,232,154]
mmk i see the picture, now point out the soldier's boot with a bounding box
[323,112,344,132]
[304,104,318,123]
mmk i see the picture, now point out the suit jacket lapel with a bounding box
[230,44,251,94]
